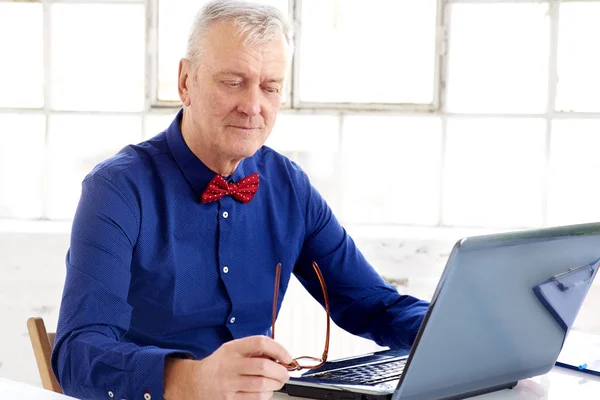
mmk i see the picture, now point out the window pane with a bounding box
[144,112,178,139]
[443,118,546,228]
[47,115,142,219]
[157,0,289,102]
[266,113,339,153]
[51,4,145,112]
[446,4,549,114]
[299,0,437,104]
[0,114,45,219]
[0,3,43,108]
[340,116,442,225]
[548,120,600,226]
[266,113,340,210]
[556,3,600,112]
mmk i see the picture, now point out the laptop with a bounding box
[281,222,600,400]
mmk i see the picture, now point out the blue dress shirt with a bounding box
[52,109,429,400]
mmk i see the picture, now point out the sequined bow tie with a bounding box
[200,173,259,204]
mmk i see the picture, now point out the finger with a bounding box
[236,374,285,392]
[235,391,274,400]
[240,357,290,385]
[233,336,292,364]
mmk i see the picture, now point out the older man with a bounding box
[52,1,429,399]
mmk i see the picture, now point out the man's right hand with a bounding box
[164,335,293,400]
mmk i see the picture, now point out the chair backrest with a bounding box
[27,317,63,394]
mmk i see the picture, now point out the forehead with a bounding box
[202,21,288,76]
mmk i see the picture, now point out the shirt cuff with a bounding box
[131,347,195,400]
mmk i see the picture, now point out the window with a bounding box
[445,3,549,114]
[556,2,600,112]
[0,114,45,219]
[340,116,442,225]
[548,119,600,226]
[155,0,442,109]
[51,4,145,112]
[297,0,439,107]
[265,113,340,209]
[442,118,546,228]
[0,2,43,108]
[1,0,600,230]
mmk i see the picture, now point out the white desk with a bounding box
[0,377,76,399]
[274,365,600,400]
[2,366,599,399]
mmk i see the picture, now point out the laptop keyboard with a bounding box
[305,359,406,386]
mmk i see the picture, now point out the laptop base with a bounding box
[281,383,391,400]
[435,380,518,400]
[280,380,518,400]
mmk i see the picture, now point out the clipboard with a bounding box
[532,257,600,376]
[532,257,600,333]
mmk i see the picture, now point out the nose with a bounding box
[237,85,261,117]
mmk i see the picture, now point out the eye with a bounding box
[264,86,281,94]
[224,81,242,88]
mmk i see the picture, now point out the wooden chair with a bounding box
[27,317,63,394]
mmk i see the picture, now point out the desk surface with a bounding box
[2,366,599,400]
[274,365,600,400]
[0,377,76,399]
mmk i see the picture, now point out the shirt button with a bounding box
[108,391,114,398]
[223,266,229,274]
[222,211,229,218]
[230,317,236,324]
[144,393,152,400]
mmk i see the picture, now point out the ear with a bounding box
[178,59,193,106]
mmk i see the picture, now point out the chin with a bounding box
[230,145,261,160]
[229,139,264,157]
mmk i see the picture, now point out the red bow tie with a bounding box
[201,173,259,204]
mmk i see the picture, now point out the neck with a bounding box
[180,110,240,176]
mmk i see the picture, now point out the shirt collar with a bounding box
[166,109,257,199]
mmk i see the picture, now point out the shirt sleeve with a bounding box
[51,173,191,400]
[294,171,430,352]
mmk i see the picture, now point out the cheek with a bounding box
[203,88,235,118]
[263,98,282,124]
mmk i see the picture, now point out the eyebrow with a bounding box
[264,78,285,85]
[216,70,284,84]
[216,70,247,79]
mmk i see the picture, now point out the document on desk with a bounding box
[556,330,600,377]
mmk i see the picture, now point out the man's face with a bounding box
[179,21,288,163]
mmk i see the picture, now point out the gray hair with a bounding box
[186,0,294,66]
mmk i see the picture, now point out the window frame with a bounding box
[149,0,447,111]
[3,0,600,226]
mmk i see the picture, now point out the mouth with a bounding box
[228,125,261,130]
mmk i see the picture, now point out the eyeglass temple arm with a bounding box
[271,263,282,339]
[312,262,330,362]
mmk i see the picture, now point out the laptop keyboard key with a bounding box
[308,359,407,385]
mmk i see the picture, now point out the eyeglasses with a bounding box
[271,261,330,371]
